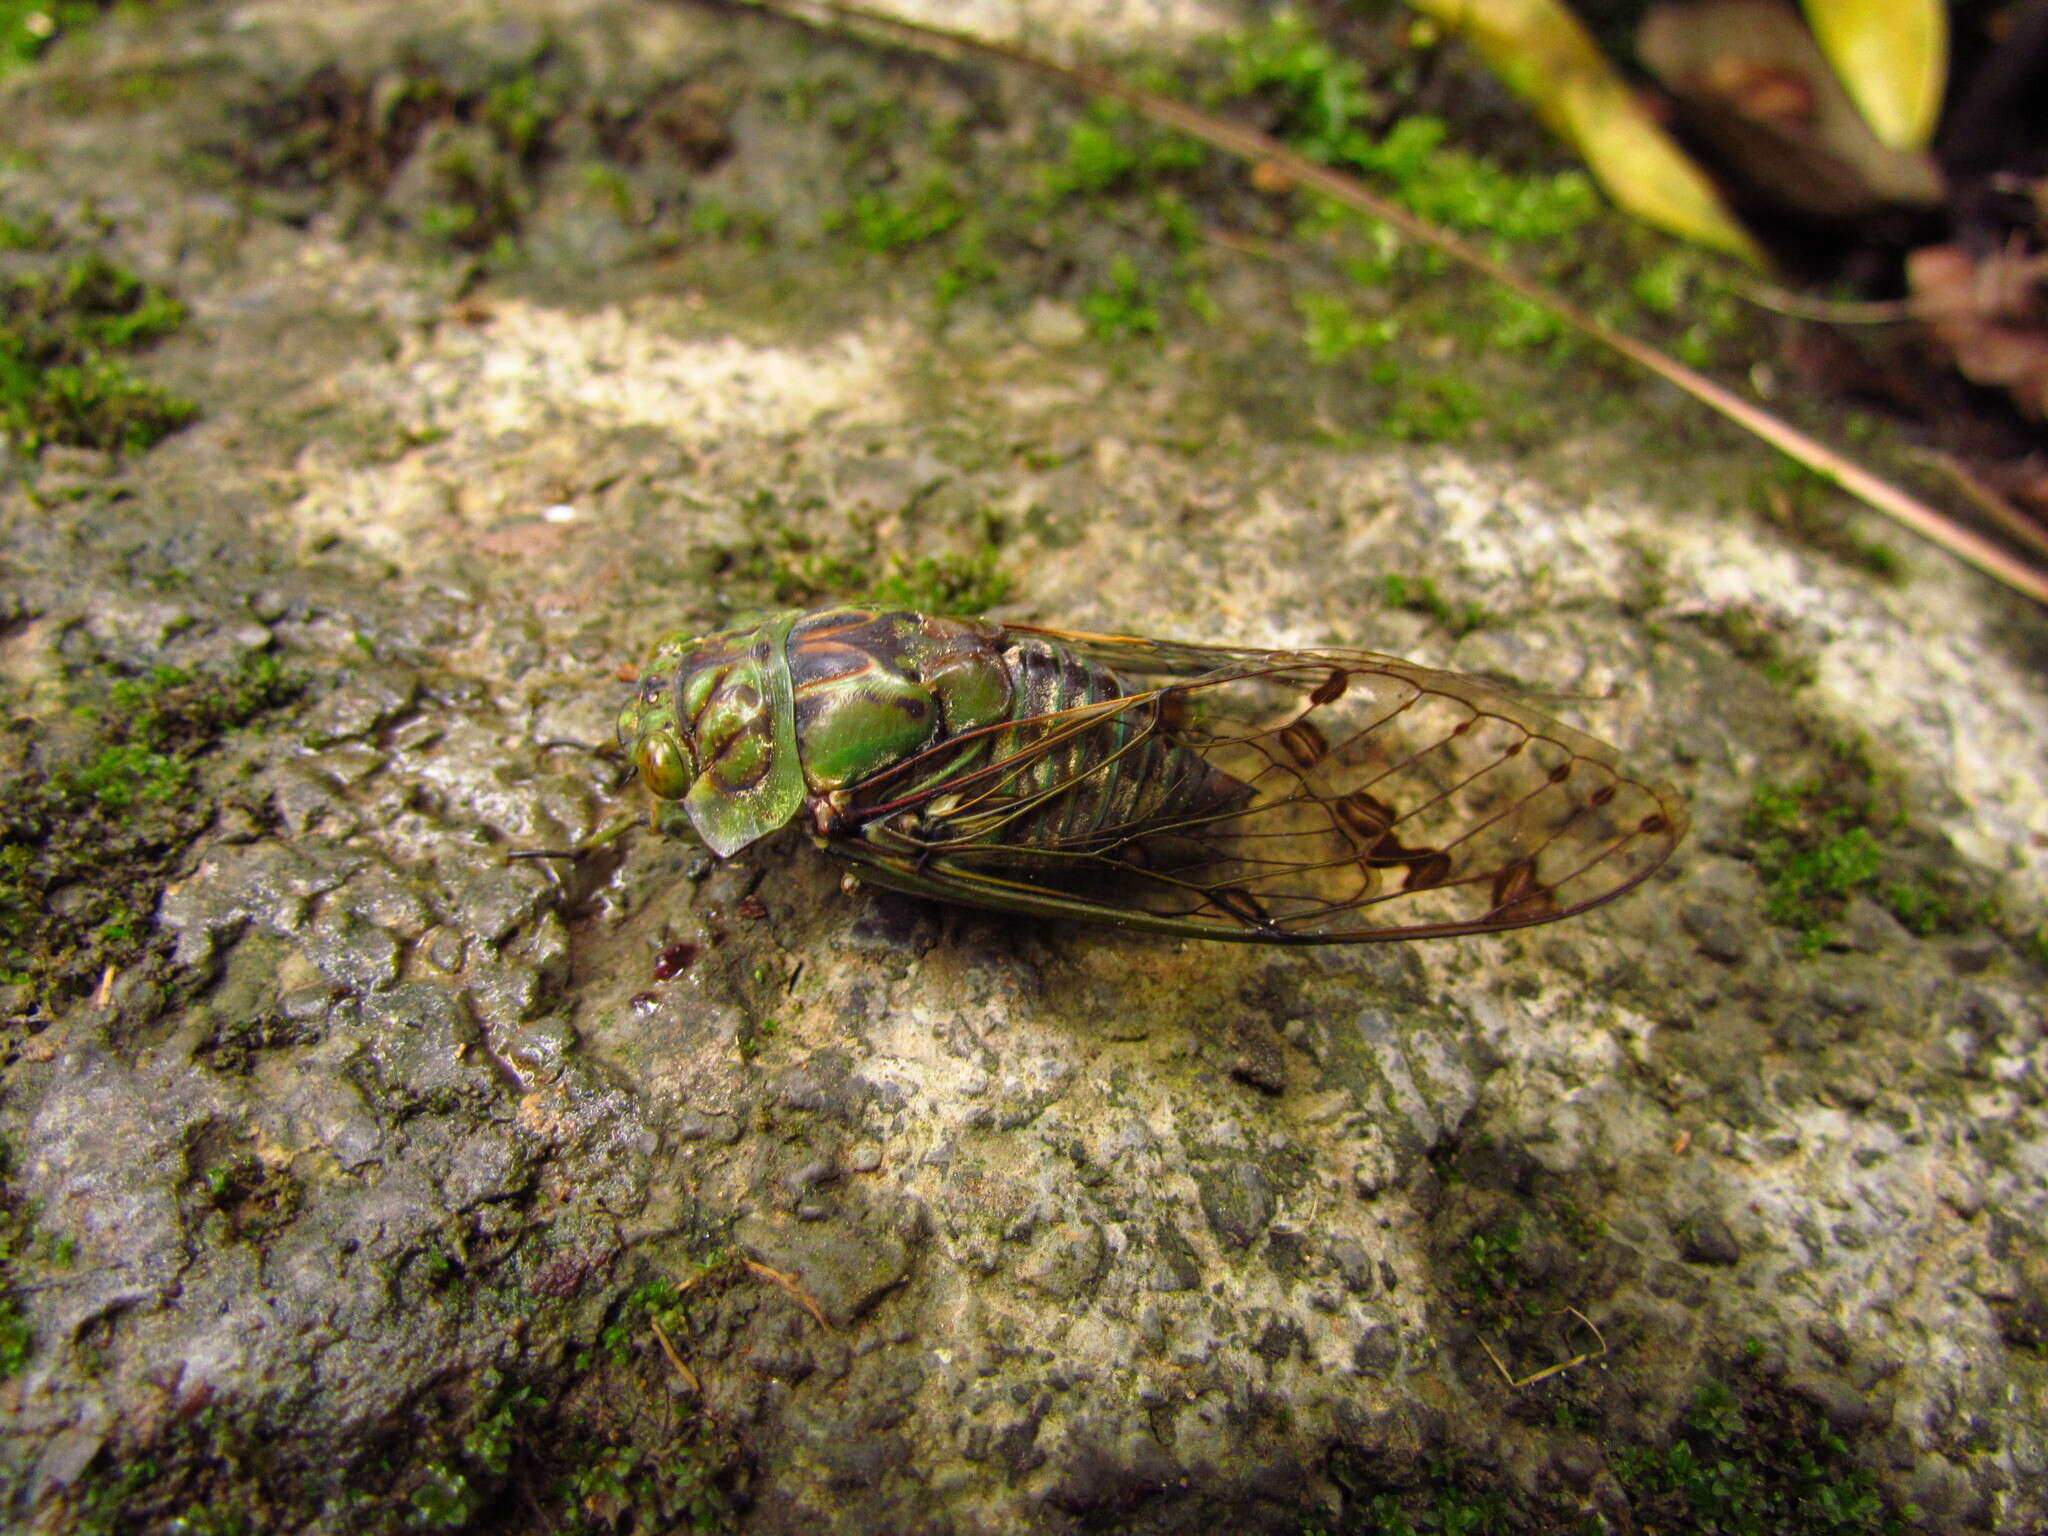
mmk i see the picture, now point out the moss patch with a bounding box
[0,652,301,1011]
[42,1237,753,1533]
[1689,606,1819,691]
[1738,736,1993,954]
[0,1,110,80]
[1614,1378,1907,1535]
[232,53,736,263]
[0,251,197,453]
[1315,1361,1908,1535]
[698,494,1014,621]
[1381,573,1491,637]
[0,1135,53,1380]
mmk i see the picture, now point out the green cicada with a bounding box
[614,604,1686,942]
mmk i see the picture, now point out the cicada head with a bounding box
[617,614,805,858]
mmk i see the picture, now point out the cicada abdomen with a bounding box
[617,604,1686,942]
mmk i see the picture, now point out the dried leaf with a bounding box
[1801,0,1947,151]
[1908,244,2048,419]
[1405,0,1763,263]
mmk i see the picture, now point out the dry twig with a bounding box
[745,1257,833,1330]
[649,1316,702,1392]
[1478,1307,1609,1390]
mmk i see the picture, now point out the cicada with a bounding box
[613,604,1685,942]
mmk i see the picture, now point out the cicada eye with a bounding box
[634,729,695,799]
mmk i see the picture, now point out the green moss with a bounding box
[833,173,964,253]
[0,1292,32,1377]
[0,650,303,1009]
[1081,254,1162,340]
[1377,370,1487,443]
[1042,114,1139,199]
[0,1136,44,1379]
[1220,16,1595,244]
[871,547,1012,615]
[192,1153,302,1246]
[1219,10,1379,169]
[1456,1219,1531,1334]
[1734,736,1971,955]
[1297,292,1395,364]
[0,208,59,249]
[1614,1379,1908,1535]
[1631,250,1750,366]
[561,1426,736,1533]
[407,1462,480,1528]
[1878,877,1993,939]
[235,56,583,261]
[56,741,192,810]
[1320,1448,1559,1535]
[934,216,999,306]
[46,1378,741,1536]
[0,0,103,78]
[1691,607,1818,690]
[716,495,1011,618]
[735,1013,780,1062]
[1035,102,1204,207]
[481,74,562,162]
[1381,574,1490,636]
[1315,1368,1905,1536]
[0,252,197,454]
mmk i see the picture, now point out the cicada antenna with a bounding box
[503,735,650,867]
[536,736,633,791]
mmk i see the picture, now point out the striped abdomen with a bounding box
[963,634,1236,855]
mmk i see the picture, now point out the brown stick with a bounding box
[1478,1307,1609,1389]
[649,1316,702,1392]
[745,1258,834,1330]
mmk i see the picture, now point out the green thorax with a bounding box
[617,605,1014,856]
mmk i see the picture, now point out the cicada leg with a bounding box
[505,814,646,863]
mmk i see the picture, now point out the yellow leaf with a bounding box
[1553,75,1766,264]
[1801,0,1947,150]
[1406,0,1764,262]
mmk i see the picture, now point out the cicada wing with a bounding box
[831,643,1686,943]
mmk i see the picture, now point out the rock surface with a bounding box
[0,2,2045,1532]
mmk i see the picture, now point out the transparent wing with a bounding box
[826,636,1687,943]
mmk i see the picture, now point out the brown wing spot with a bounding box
[1588,782,1618,809]
[1490,858,1560,921]
[1337,792,1443,879]
[1310,668,1348,705]
[1209,885,1273,928]
[1156,689,1194,734]
[1401,850,1453,891]
[1335,791,1396,845]
[1279,719,1331,769]
[1548,761,1573,784]
[1639,812,1672,837]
